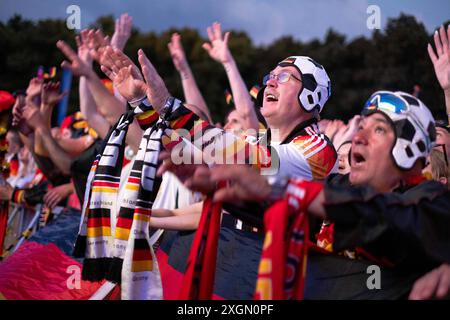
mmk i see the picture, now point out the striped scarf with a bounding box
[179,194,223,299]
[255,179,323,300]
[178,179,323,300]
[74,101,163,299]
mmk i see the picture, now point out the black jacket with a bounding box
[325,174,450,268]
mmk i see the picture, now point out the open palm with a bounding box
[41,82,66,106]
[428,25,450,92]
[168,33,189,73]
[202,22,232,64]
[57,40,92,77]
[113,66,147,102]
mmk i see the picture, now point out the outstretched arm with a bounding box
[110,13,133,51]
[110,13,133,105]
[57,40,125,125]
[76,32,110,139]
[168,33,211,123]
[152,201,203,217]
[428,24,450,123]
[149,201,203,230]
[34,81,68,157]
[321,180,450,264]
[203,22,259,131]
[57,40,142,151]
[149,214,200,230]
[22,105,72,175]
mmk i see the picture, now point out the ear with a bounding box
[438,177,448,186]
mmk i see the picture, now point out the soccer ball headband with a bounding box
[257,56,331,114]
[363,91,436,170]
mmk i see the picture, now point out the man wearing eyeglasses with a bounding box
[254,56,337,180]
[99,50,338,298]
[101,52,338,183]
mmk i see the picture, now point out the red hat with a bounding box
[0,90,15,112]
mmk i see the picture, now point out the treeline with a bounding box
[0,14,448,122]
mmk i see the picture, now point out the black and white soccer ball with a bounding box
[278,56,331,113]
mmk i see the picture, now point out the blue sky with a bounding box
[1,0,449,45]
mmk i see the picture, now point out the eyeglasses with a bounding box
[263,72,302,85]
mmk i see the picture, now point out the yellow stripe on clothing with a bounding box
[115,227,130,240]
[87,226,111,237]
[131,260,153,272]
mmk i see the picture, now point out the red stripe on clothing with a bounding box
[92,181,119,188]
[171,113,193,130]
[137,112,159,126]
[116,217,133,229]
[128,177,140,184]
[87,217,111,228]
[133,249,152,261]
[135,207,152,216]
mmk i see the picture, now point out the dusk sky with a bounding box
[1,0,449,45]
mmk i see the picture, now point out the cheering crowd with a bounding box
[0,14,450,300]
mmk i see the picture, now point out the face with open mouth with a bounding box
[349,113,403,191]
[260,66,303,127]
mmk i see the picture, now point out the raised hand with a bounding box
[57,40,94,78]
[26,77,43,100]
[138,49,170,110]
[333,115,361,148]
[323,119,342,143]
[428,25,450,93]
[168,33,190,75]
[76,30,93,64]
[100,46,143,80]
[85,29,110,63]
[11,95,31,135]
[21,103,45,130]
[12,95,24,125]
[41,82,67,107]
[102,64,147,102]
[202,22,232,65]
[111,13,133,51]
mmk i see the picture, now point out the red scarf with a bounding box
[178,195,223,299]
[255,179,323,300]
[0,202,7,257]
[179,179,323,300]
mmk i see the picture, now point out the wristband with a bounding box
[128,96,148,108]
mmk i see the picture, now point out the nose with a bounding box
[352,128,368,146]
[266,76,278,88]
